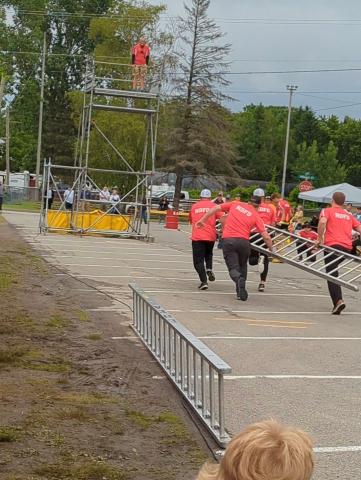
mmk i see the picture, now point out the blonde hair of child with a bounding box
[197,420,314,480]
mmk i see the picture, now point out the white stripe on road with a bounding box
[314,446,361,453]
[225,375,361,380]
[42,249,189,258]
[144,290,328,298]
[165,310,361,316]
[199,336,361,340]
[44,256,192,264]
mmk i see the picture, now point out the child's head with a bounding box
[303,222,312,231]
[112,188,118,195]
[197,420,314,480]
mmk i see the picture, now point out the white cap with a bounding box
[200,189,212,198]
[253,188,265,197]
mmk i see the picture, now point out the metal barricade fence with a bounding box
[130,283,231,447]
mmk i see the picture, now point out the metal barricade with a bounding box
[130,283,231,447]
[251,225,361,292]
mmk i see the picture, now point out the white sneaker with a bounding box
[258,255,265,274]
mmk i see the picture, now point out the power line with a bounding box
[314,102,361,112]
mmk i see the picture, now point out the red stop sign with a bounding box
[299,180,313,192]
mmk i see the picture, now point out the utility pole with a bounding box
[5,108,10,187]
[35,32,47,195]
[281,85,298,198]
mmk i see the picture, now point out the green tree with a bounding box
[162,0,237,209]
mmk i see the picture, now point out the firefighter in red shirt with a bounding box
[197,196,273,301]
[189,190,217,290]
[318,191,361,314]
[131,36,150,90]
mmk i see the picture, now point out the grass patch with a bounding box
[86,333,102,341]
[0,426,22,442]
[0,313,34,335]
[125,409,156,429]
[0,346,27,366]
[0,272,14,289]
[57,392,118,405]
[4,201,41,212]
[56,407,92,423]
[27,360,72,373]
[34,461,128,479]
[76,309,90,322]
[45,315,71,330]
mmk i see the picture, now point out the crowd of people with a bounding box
[190,188,361,315]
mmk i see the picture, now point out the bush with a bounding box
[187,189,201,199]
[288,187,300,205]
[230,185,258,201]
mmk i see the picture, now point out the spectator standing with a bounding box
[355,206,361,221]
[44,187,53,210]
[318,191,361,314]
[158,195,169,224]
[99,186,110,211]
[0,181,4,211]
[196,420,314,480]
[64,187,74,211]
[109,189,121,214]
[290,205,304,232]
[141,197,148,224]
[189,189,217,290]
[213,191,226,205]
[197,196,273,300]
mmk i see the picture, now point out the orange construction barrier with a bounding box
[165,209,179,230]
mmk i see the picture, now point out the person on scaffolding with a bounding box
[131,36,150,91]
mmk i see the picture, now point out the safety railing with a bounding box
[130,283,231,447]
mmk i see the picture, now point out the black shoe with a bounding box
[199,282,208,291]
[258,282,265,292]
[332,301,346,315]
[237,277,248,301]
[206,270,216,282]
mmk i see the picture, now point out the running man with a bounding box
[189,189,217,290]
[250,190,276,292]
[131,36,150,90]
[318,191,361,314]
[196,197,273,300]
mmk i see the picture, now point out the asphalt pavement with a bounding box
[4,210,361,480]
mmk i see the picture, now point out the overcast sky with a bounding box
[151,0,361,118]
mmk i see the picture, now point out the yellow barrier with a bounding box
[47,210,131,232]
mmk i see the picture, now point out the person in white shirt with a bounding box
[44,188,53,210]
[109,189,120,214]
[64,188,74,210]
[99,186,110,211]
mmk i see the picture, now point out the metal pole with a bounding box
[0,76,6,108]
[281,85,298,198]
[35,32,47,194]
[5,108,10,187]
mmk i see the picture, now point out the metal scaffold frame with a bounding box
[39,58,161,240]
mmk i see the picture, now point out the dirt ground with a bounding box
[0,220,210,480]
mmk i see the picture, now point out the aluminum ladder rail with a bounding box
[250,226,361,292]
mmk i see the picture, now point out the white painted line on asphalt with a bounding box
[42,248,189,258]
[247,324,308,329]
[111,336,137,340]
[27,242,167,251]
[225,375,361,380]
[314,446,361,453]
[87,308,125,312]
[143,290,328,298]
[199,336,361,340]
[44,256,192,265]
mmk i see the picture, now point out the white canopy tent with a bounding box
[298,183,361,206]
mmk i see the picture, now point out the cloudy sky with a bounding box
[151,0,361,117]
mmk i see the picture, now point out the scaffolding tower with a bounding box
[39,58,161,240]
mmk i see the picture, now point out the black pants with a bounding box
[324,245,350,306]
[249,249,269,282]
[192,241,215,283]
[297,242,317,261]
[222,238,250,285]
[0,197,3,211]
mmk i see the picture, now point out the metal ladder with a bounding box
[250,226,361,292]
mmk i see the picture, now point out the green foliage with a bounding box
[230,185,258,201]
[187,189,201,199]
[288,187,300,204]
[265,168,280,195]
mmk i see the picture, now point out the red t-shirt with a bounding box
[299,229,318,242]
[220,201,266,240]
[320,207,360,250]
[258,203,276,226]
[132,43,150,65]
[276,199,292,223]
[189,199,217,242]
